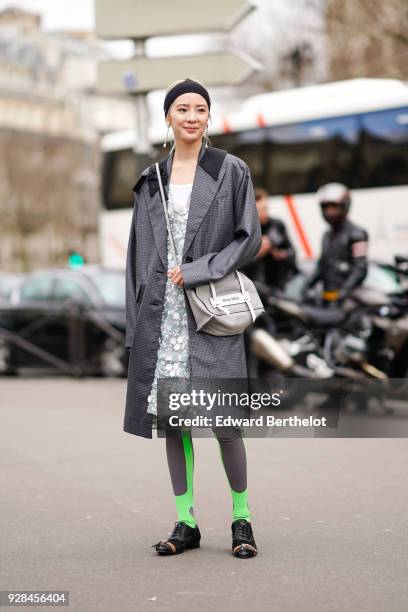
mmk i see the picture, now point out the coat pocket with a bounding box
[126,283,145,350]
[136,283,145,303]
[133,283,146,323]
[125,283,146,349]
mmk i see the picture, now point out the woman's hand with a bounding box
[167,265,184,287]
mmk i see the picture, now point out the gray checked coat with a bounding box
[124,141,262,438]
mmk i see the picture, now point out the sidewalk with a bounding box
[1,378,407,611]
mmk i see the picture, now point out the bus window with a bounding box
[207,133,235,152]
[264,115,359,195]
[358,107,408,188]
[210,130,267,187]
[102,150,153,210]
[232,130,267,187]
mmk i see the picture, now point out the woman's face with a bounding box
[166,92,209,145]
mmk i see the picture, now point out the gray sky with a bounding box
[0,1,304,110]
[0,0,263,34]
[0,0,245,112]
[0,0,94,30]
[0,0,230,58]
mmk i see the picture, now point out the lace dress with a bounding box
[147,183,193,416]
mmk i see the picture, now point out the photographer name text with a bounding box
[167,415,327,428]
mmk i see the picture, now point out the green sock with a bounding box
[217,442,251,522]
[174,431,196,528]
[231,488,251,522]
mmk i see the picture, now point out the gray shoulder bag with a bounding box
[155,162,265,336]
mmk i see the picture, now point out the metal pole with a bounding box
[132,39,151,155]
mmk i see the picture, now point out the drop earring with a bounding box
[204,125,209,148]
[163,123,170,148]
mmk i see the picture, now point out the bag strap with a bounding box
[155,162,180,265]
[209,270,256,321]
[155,161,256,322]
[209,270,245,299]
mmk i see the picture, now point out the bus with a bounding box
[99,78,408,268]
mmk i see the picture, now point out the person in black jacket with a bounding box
[303,183,369,305]
[242,188,297,291]
[241,188,297,371]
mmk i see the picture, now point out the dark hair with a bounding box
[254,187,268,200]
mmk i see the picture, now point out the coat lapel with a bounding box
[143,141,227,268]
[142,157,169,270]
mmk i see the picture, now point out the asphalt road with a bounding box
[1,378,408,612]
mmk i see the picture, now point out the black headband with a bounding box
[163,78,211,117]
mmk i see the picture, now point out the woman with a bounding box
[124,78,262,559]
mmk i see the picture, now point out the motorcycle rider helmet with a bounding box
[317,182,351,214]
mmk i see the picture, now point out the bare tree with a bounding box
[325,0,408,80]
[224,0,328,94]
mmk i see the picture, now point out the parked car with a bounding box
[1,266,128,377]
[0,272,26,301]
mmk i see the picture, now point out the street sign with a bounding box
[96,0,255,39]
[97,52,261,94]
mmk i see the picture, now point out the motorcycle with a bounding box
[246,276,408,412]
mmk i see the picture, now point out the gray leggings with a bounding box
[165,426,247,496]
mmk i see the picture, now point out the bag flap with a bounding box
[192,272,264,316]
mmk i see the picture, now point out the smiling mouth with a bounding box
[184,127,198,131]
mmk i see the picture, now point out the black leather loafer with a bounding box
[231,519,258,559]
[152,521,201,555]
